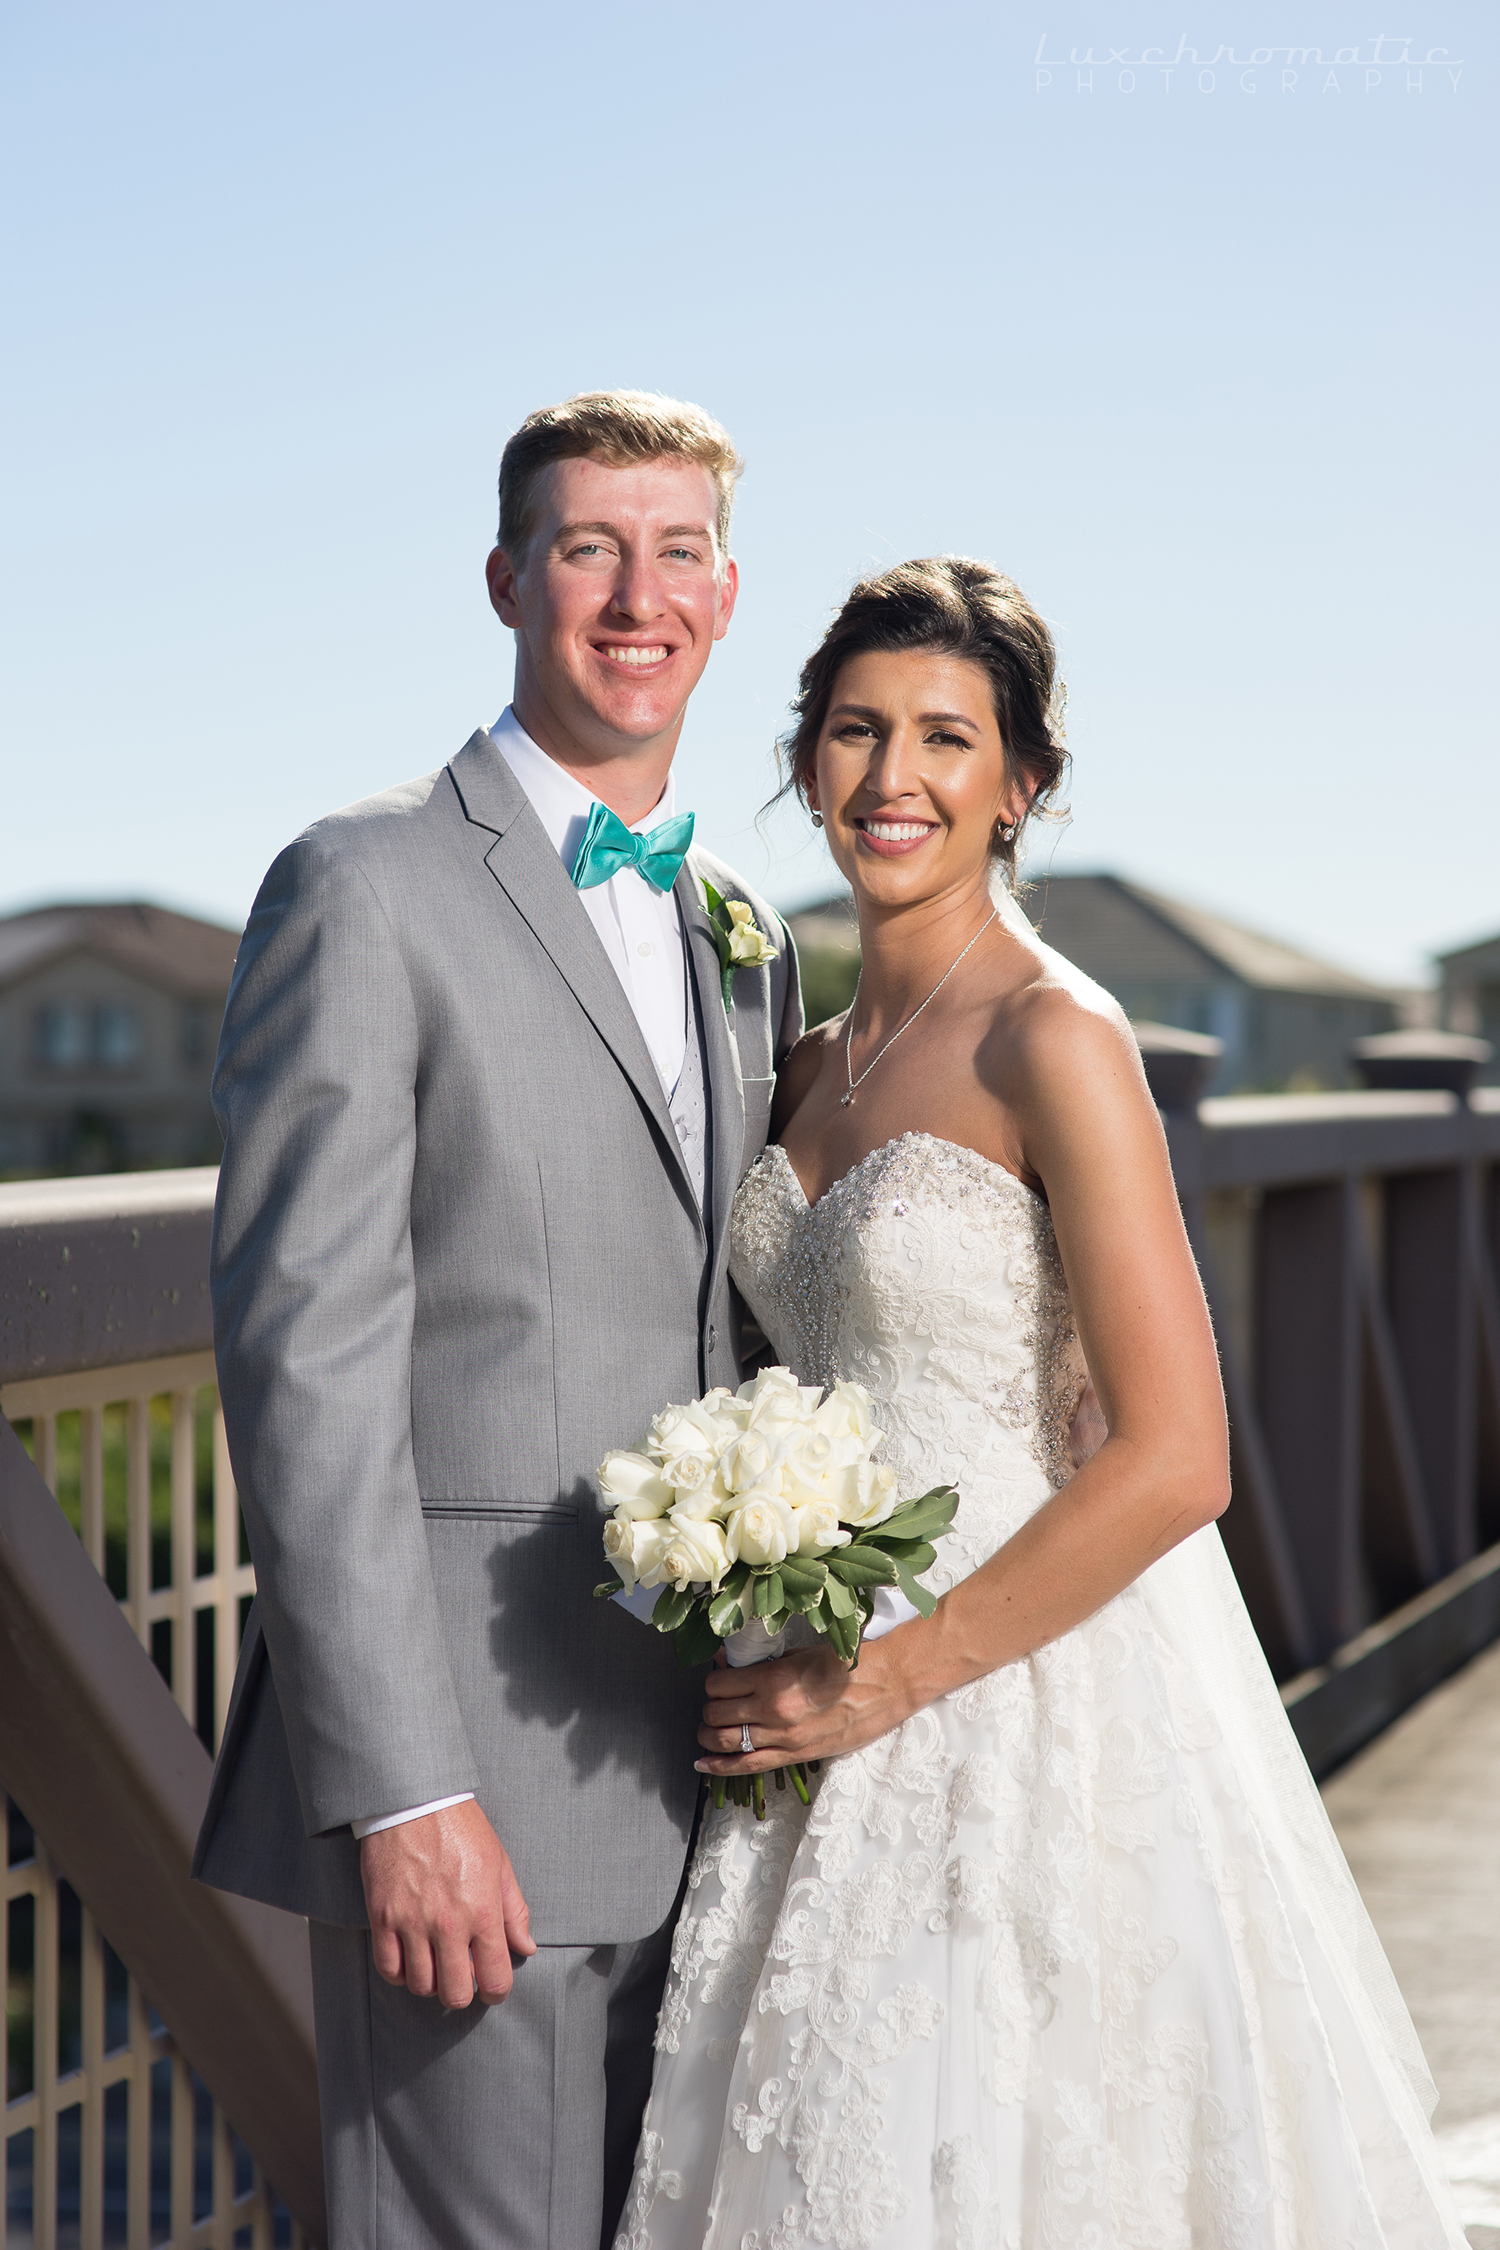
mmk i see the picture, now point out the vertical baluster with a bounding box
[209,2102,234,2250]
[249,2177,272,2250]
[171,1394,196,1727]
[36,1410,59,1496]
[125,1402,151,1651]
[170,2058,192,2250]
[125,1984,150,2250]
[36,1838,59,2250]
[80,1906,103,2250]
[212,1401,238,1754]
[80,1407,105,1576]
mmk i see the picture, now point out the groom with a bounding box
[194,390,802,2247]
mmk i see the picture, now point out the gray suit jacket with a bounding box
[192,728,802,1941]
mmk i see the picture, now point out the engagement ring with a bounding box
[740,1723,755,1754]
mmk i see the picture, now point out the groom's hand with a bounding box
[360,1799,536,2007]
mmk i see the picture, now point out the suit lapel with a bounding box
[678,853,745,1279]
[447,731,698,1220]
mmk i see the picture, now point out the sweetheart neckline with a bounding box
[765,1130,1048,1217]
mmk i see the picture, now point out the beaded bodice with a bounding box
[728,1132,1088,1590]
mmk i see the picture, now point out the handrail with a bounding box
[0,1412,325,2244]
[0,1167,216,1384]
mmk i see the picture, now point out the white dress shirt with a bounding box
[351,705,698,1842]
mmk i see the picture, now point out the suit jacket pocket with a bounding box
[420,1497,579,1522]
[739,1073,776,1182]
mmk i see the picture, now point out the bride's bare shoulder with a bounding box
[989,913,1146,1099]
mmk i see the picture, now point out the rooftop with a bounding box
[788,873,1403,1001]
[0,902,241,1000]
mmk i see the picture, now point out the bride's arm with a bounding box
[697,993,1231,1776]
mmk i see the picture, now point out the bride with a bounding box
[614,557,1464,2248]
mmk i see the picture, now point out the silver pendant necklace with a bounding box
[841,909,999,1108]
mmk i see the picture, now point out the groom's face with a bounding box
[487,454,738,761]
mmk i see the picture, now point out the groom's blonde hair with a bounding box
[497,390,743,567]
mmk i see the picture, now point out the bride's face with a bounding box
[807,649,1026,909]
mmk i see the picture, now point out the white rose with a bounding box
[597,1450,674,1520]
[603,1513,676,1591]
[649,1399,726,1462]
[665,1448,716,1500]
[775,1426,847,1505]
[739,1366,822,1433]
[658,1513,732,1591]
[728,924,776,966]
[725,1489,797,1567]
[665,1473,733,1524]
[813,1380,876,1448]
[718,1430,776,1495]
[789,1497,852,1557]
[839,1459,901,1529]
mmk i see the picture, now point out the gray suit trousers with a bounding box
[309,1899,678,2250]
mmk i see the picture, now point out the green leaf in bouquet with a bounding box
[872,1485,960,1542]
[674,1604,721,1670]
[703,878,727,920]
[594,1578,628,1599]
[891,1563,940,1619]
[754,1570,784,1618]
[866,1535,937,1572]
[825,1546,898,1588]
[823,1603,861,1664]
[777,1556,828,1595]
[651,1583,694,1633]
[822,1573,857,1619]
[708,1583,746,1636]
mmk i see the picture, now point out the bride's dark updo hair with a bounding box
[777,556,1069,885]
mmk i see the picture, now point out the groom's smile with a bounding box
[487,452,739,810]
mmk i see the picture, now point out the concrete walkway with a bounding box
[1323,1638,1500,2248]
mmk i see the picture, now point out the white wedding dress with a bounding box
[614,1132,1465,2250]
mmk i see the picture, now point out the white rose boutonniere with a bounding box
[703,880,778,1010]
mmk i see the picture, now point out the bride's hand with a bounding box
[694,1639,915,1776]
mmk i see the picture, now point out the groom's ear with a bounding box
[712,555,740,642]
[486,545,523,628]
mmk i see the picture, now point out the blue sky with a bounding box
[4,2,1494,984]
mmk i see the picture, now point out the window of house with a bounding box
[34,1004,91,1069]
[180,1006,209,1064]
[32,1003,143,1072]
[94,1005,142,1070]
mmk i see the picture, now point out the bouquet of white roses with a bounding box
[594,1365,957,1814]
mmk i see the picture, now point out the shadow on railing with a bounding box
[1,1174,323,2250]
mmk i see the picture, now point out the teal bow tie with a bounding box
[569,801,696,893]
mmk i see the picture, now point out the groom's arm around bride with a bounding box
[192,391,802,2249]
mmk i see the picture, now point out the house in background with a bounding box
[787,872,1409,1094]
[0,903,241,1175]
[1438,926,1500,1084]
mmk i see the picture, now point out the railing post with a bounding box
[1385,1166,1478,1570]
[1254,1179,1363,1655]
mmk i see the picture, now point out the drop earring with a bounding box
[811,811,824,828]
